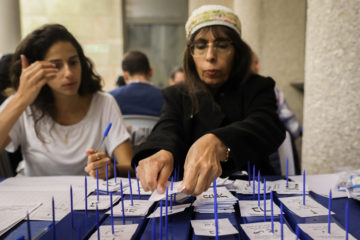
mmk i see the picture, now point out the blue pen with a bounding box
[280,203,283,240]
[96,204,100,240]
[85,175,88,216]
[253,165,255,199]
[159,200,163,240]
[170,176,174,210]
[173,168,177,202]
[270,191,274,233]
[114,157,117,183]
[263,178,266,222]
[286,157,289,187]
[135,166,141,199]
[70,185,73,228]
[345,200,349,240]
[26,212,31,240]
[165,187,168,234]
[120,180,125,224]
[52,197,56,240]
[258,170,260,207]
[328,189,332,234]
[213,178,219,240]
[110,192,114,234]
[106,162,109,195]
[128,171,133,206]
[96,168,99,202]
[303,170,306,205]
[95,122,112,151]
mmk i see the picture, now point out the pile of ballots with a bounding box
[193,186,237,213]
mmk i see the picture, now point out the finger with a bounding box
[138,159,158,192]
[156,164,172,194]
[21,55,29,69]
[182,164,199,195]
[193,169,213,195]
[85,149,96,155]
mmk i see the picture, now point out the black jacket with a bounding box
[132,74,285,177]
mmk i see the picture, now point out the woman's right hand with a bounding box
[136,150,174,194]
[15,55,58,106]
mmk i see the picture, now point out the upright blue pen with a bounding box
[165,187,168,234]
[345,200,349,240]
[96,168,99,202]
[159,200,163,240]
[253,165,255,199]
[170,176,174,210]
[128,171,133,206]
[173,168,177,202]
[106,162,109,195]
[110,193,114,235]
[280,203,283,240]
[303,170,306,205]
[114,157,117,183]
[85,175,88,216]
[135,165,141,199]
[263,178,266,222]
[120,180,125,224]
[270,191,274,233]
[258,170,261,207]
[52,197,56,240]
[286,157,289,187]
[70,185,73,228]
[26,212,31,240]
[213,178,219,240]
[328,189,332,234]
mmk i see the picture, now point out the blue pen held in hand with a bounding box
[94,122,112,152]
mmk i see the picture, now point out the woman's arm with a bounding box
[0,55,57,151]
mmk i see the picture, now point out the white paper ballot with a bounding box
[193,187,237,213]
[74,195,120,210]
[122,179,152,195]
[268,180,309,195]
[88,224,138,240]
[148,181,185,202]
[233,180,271,195]
[279,196,334,217]
[97,178,128,192]
[191,218,238,237]
[298,223,356,240]
[108,200,153,217]
[240,222,296,239]
[147,203,191,218]
[238,200,281,217]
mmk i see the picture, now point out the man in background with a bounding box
[168,66,185,86]
[109,51,163,116]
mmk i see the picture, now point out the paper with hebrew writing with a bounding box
[148,181,185,202]
[238,200,281,217]
[88,224,138,240]
[298,223,356,240]
[74,195,120,210]
[191,218,238,236]
[147,203,191,218]
[107,199,153,217]
[240,222,296,239]
[279,196,334,217]
[233,180,271,194]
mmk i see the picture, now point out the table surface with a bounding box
[1,176,359,240]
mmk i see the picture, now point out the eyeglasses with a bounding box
[191,40,233,57]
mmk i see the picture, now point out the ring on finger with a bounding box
[96,153,101,160]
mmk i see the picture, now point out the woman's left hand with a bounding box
[85,149,113,179]
[180,133,227,195]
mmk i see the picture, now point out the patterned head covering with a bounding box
[185,5,242,40]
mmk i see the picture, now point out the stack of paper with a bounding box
[193,187,237,213]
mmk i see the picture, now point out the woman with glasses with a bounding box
[133,5,285,195]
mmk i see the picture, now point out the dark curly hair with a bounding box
[183,25,252,114]
[10,24,102,140]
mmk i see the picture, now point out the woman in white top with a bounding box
[0,24,133,178]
